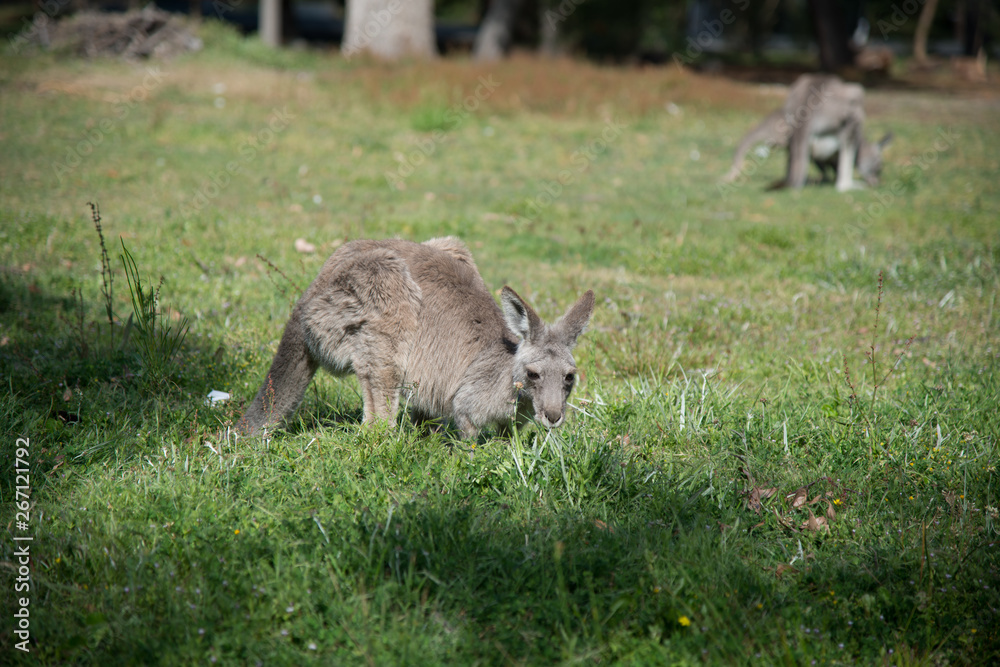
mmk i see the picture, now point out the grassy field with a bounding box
[2,21,999,665]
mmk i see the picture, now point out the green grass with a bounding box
[2,22,999,665]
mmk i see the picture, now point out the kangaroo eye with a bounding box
[526,370,541,381]
[565,373,575,384]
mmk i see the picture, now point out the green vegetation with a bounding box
[1,23,998,665]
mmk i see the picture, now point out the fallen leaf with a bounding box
[745,486,778,514]
[802,509,830,533]
[62,386,72,402]
[825,501,837,522]
[295,238,316,253]
[787,487,808,508]
[775,563,798,579]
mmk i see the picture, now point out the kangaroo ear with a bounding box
[879,131,893,149]
[501,286,542,342]
[554,290,595,348]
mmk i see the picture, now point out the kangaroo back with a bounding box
[238,237,595,439]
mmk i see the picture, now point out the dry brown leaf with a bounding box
[787,487,808,508]
[62,386,72,402]
[825,501,837,522]
[746,487,762,514]
[802,509,830,533]
[294,238,316,254]
[746,486,779,514]
[775,563,799,579]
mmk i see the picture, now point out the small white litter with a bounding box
[206,390,230,405]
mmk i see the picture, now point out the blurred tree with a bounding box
[913,0,940,64]
[808,0,854,70]
[342,0,437,59]
[474,0,523,60]
[259,0,296,46]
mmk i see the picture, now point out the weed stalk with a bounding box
[88,202,115,351]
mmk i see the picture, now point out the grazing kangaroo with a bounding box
[238,237,595,439]
[723,74,892,191]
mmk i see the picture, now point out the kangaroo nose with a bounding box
[544,409,563,427]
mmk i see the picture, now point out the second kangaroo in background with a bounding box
[238,237,595,439]
[723,74,892,191]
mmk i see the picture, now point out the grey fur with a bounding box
[238,237,595,439]
[723,74,892,191]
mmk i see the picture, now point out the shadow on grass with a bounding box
[0,269,230,493]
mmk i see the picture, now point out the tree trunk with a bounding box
[473,0,522,61]
[260,0,282,47]
[808,0,853,71]
[342,0,437,60]
[913,0,940,65]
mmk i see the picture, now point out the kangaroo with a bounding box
[723,74,892,191]
[238,237,595,439]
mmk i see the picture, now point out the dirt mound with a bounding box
[35,7,202,60]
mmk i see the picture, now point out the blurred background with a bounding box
[2,0,996,81]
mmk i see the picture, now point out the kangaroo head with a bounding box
[858,131,893,186]
[501,286,595,430]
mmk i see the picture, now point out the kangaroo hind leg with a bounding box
[315,247,421,429]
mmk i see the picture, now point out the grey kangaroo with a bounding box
[723,74,892,191]
[238,237,595,439]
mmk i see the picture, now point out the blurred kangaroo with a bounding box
[238,237,595,439]
[723,74,892,191]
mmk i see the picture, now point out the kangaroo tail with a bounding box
[722,108,786,183]
[238,306,318,435]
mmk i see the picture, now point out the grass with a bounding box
[2,20,999,665]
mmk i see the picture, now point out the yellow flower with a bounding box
[678,616,691,627]
[234,529,240,535]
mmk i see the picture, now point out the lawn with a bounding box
[1,21,998,665]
